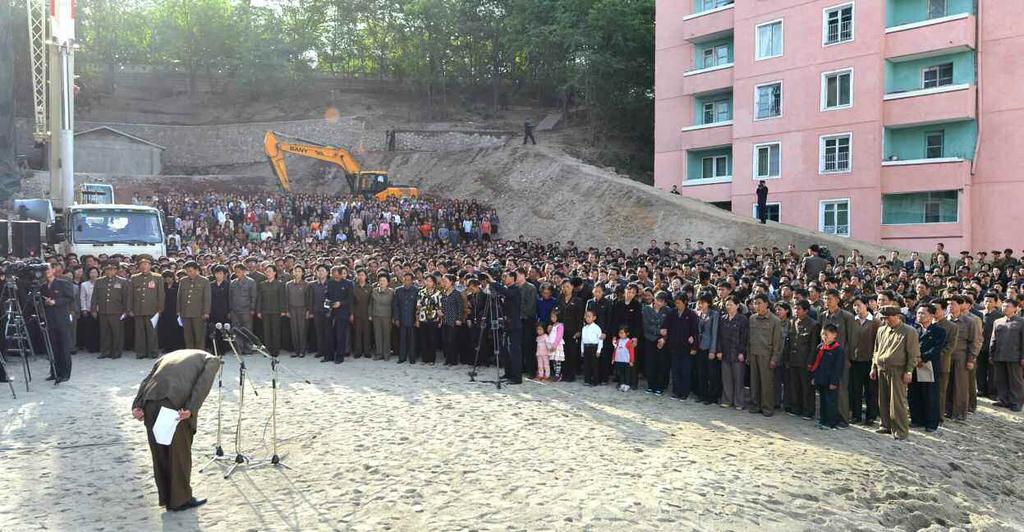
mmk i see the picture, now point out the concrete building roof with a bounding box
[74,126,167,151]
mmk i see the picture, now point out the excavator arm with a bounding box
[264,131,364,193]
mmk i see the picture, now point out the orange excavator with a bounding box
[263,131,418,200]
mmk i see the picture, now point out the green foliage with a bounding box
[70,0,654,164]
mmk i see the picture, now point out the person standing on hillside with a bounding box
[523,120,536,145]
[756,180,769,224]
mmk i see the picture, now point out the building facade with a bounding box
[655,0,1024,252]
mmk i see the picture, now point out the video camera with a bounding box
[3,260,49,289]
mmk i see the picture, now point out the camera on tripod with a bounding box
[4,260,49,290]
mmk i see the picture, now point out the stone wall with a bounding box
[14,117,512,171]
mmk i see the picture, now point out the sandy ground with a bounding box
[1,352,1023,532]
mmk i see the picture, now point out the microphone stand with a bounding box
[236,326,292,471]
[200,323,247,474]
[220,324,261,479]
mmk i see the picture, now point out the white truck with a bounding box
[58,204,166,258]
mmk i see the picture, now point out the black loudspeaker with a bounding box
[0,220,8,257]
[11,221,42,258]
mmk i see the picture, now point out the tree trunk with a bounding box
[0,0,21,201]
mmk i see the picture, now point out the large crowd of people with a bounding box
[4,191,1023,441]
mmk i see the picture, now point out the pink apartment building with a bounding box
[655,0,1024,252]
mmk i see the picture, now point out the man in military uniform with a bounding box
[933,299,959,424]
[257,265,286,356]
[870,306,921,440]
[229,263,258,353]
[948,295,981,420]
[130,256,165,358]
[92,262,131,359]
[351,269,373,359]
[177,261,211,349]
[785,300,820,419]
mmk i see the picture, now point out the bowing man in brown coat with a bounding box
[132,349,222,511]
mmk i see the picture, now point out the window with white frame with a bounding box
[922,63,953,89]
[754,142,781,178]
[756,20,783,60]
[928,0,946,19]
[925,131,945,159]
[824,4,854,45]
[702,0,733,11]
[702,99,730,124]
[702,44,730,68]
[820,134,851,173]
[755,82,782,119]
[820,200,850,236]
[701,155,729,179]
[752,202,781,223]
[822,69,853,110]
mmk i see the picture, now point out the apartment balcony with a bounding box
[880,158,970,194]
[682,4,734,43]
[883,85,975,127]
[885,14,976,61]
[682,64,734,96]
[680,121,733,150]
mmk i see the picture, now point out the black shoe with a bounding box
[353,354,362,359]
[836,421,850,429]
[55,377,69,384]
[397,359,406,364]
[45,375,56,381]
[925,427,938,433]
[320,358,333,363]
[875,428,891,434]
[334,358,343,364]
[169,497,207,512]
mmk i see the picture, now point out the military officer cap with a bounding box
[879,306,901,317]
[136,254,153,264]
[212,264,229,274]
[103,261,118,271]
[183,260,200,270]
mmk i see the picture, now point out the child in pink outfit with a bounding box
[535,325,551,380]
[547,310,566,381]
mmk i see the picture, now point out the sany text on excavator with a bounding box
[263,131,418,200]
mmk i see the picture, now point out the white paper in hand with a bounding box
[152,407,180,446]
[150,314,160,328]
[916,361,935,383]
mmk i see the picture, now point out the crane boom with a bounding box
[26,0,48,142]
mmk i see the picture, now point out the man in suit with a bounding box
[132,349,221,511]
[326,266,354,363]
[42,265,76,382]
[177,261,211,350]
[92,262,131,359]
[130,256,165,359]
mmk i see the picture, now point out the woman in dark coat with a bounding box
[158,270,185,353]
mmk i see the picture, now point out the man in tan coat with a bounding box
[130,256,165,359]
[870,306,921,440]
[747,294,784,416]
[132,349,221,511]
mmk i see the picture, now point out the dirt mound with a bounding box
[387,144,891,255]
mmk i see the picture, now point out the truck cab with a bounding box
[60,204,166,258]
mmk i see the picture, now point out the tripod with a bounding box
[468,288,508,389]
[199,323,248,474]
[1,281,56,393]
